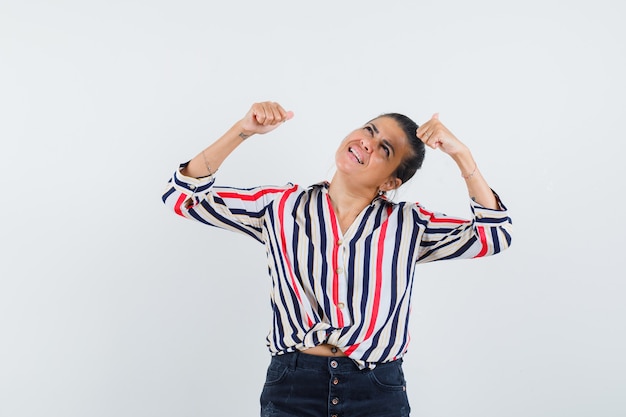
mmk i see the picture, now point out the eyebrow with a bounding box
[368,122,395,155]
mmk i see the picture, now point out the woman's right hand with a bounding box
[239,101,294,136]
[180,102,293,179]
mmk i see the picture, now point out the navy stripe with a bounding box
[265,211,304,344]
[501,226,512,247]
[439,237,478,261]
[290,192,322,322]
[491,227,501,253]
[161,186,176,203]
[476,216,510,225]
[315,193,332,321]
[195,200,263,243]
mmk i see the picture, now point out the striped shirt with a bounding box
[162,165,513,369]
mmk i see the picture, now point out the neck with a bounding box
[327,174,379,219]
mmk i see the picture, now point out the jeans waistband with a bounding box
[270,351,401,373]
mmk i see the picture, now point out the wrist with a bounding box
[233,120,255,140]
[451,150,476,177]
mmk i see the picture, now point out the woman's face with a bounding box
[335,116,412,192]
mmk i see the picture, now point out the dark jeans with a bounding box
[260,352,410,417]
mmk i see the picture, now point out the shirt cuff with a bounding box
[172,161,215,193]
[470,190,510,222]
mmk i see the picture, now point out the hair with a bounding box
[378,113,425,185]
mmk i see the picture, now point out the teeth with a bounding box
[349,147,363,164]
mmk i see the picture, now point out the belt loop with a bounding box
[290,351,300,371]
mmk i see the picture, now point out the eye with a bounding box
[364,126,373,135]
[382,145,390,156]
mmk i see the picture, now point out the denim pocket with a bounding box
[263,362,290,386]
[368,361,407,392]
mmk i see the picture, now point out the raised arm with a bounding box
[182,101,294,178]
[412,115,512,262]
[162,101,296,242]
[416,114,499,210]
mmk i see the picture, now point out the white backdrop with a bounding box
[1,1,625,416]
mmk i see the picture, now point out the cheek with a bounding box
[388,156,405,176]
[334,147,353,171]
[334,145,346,162]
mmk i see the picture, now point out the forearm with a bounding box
[416,114,501,210]
[452,151,499,210]
[180,101,292,178]
[181,120,253,178]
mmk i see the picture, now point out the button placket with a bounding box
[335,242,349,323]
[329,359,342,413]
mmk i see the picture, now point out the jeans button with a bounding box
[331,397,339,405]
[330,360,338,368]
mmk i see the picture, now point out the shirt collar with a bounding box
[310,181,390,207]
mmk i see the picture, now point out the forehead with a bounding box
[367,116,408,143]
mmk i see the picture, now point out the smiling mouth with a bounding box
[349,147,364,164]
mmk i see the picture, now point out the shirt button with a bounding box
[189,185,196,190]
[337,302,345,309]
[330,360,338,368]
[336,267,343,274]
[337,239,343,245]
[331,397,339,405]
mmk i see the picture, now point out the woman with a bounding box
[162,101,512,417]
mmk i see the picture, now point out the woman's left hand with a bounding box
[417,113,499,209]
[416,113,470,158]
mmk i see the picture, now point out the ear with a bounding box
[380,177,403,192]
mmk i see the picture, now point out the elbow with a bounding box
[493,224,513,254]
[474,223,512,258]
[162,186,192,217]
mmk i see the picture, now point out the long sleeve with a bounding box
[162,163,293,243]
[415,192,512,263]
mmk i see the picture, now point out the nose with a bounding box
[360,137,373,153]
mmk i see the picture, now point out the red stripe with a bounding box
[278,186,313,327]
[174,194,187,217]
[418,207,466,224]
[345,206,392,356]
[325,194,344,328]
[217,188,286,201]
[474,226,489,258]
